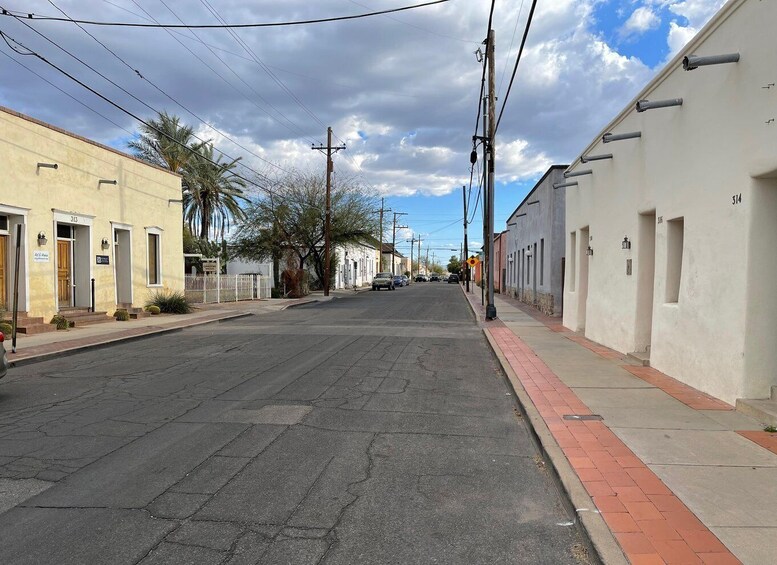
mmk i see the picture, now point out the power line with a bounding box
[0,29,279,197]
[45,0,294,177]
[1,1,451,29]
[497,0,527,100]
[494,0,538,135]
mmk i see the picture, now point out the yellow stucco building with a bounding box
[0,105,183,325]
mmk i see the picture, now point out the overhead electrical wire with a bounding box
[0,0,450,28]
[0,29,282,198]
[497,0,526,100]
[494,0,538,136]
[2,12,283,188]
[44,0,294,177]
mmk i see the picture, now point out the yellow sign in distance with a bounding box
[466,256,480,267]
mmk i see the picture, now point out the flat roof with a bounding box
[0,104,181,178]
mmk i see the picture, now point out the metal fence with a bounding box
[185,274,272,304]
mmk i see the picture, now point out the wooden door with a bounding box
[57,240,71,307]
[0,235,6,308]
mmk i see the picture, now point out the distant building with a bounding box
[562,0,776,403]
[0,105,183,325]
[505,166,568,316]
[335,241,377,289]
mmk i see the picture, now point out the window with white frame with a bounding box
[146,227,162,285]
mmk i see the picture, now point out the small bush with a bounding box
[146,289,192,314]
[765,425,777,434]
[113,309,130,321]
[0,322,13,335]
[271,287,281,299]
[50,315,69,330]
[145,305,161,315]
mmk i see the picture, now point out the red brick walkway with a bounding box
[489,325,741,564]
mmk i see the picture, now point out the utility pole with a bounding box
[408,236,415,280]
[481,91,488,307]
[391,212,407,276]
[312,127,346,296]
[462,184,470,292]
[485,29,497,320]
[425,245,429,275]
[376,198,391,272]
[417,237,421,275]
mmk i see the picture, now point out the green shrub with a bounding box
[145,305,161,315]
[113,309,130,321]
[0,322,13,335]
[146,289,192,314]
[271,287,281,299]
[50,315,69,330]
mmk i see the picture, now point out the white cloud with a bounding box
[620,7,661,38]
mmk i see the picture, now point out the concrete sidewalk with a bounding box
[5,297,317,365]
[463,287,775,564]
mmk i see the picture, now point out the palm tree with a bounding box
[127,112,201,175]
[183,144,247,241]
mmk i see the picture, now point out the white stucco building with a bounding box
[562,0,777,404]
[335,241,377,289]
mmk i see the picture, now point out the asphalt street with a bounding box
[0,283,589,564]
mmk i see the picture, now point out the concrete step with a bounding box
[18,323,58,335]
[59,309,114,326]
[627,351,650,367]
[1,314,57,335]
[116,305,150,319]
[736,398,777,427]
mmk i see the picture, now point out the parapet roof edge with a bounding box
[505,164,569,224]
[0,104,182,179]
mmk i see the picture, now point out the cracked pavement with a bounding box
[0,284,587,564]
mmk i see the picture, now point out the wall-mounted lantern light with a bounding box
[622,236,631,250]
[581,153,613,163]
[602,131,641,143]
[526,248,533,257]
[98,179,117,187]
[553,181,578,189]
[101,237,110,250]
[636,98,683,112]
[564,169,593,178]
[36,162,58,170]
[586,246,594,256]
[37,231,48,246]
[683,52,739,71]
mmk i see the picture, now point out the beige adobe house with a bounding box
[562,0,777,405]
[0,105,183,331]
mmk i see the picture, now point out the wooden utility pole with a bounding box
[485,29,497,319]
[311,127,345,296]
[391,212,407,276]
[376,198,391,272]
[409,236,415,280]
[462,184,470,292]
[417,237,421,275]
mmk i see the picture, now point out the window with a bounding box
[540,239,545,286]
[147,231,161,285]
[665,217,684,303]
[569,232,576,291]
[0,215,7,232]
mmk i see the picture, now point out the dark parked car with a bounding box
[0,331,9,379]
[415,275,427,282]
[393,275,404,287]
[448,274,460,284]
[430,274,440,282]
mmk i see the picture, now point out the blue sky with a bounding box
[0,1,726,267]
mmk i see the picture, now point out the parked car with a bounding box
[393,275,404,287]
[415,275,427,282]
[0,331,9,379]
[372,272,395,291]
[430,274,440,282]
[401,275,409,286]
[448,274,460,284]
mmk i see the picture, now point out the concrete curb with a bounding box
[8,312,253,368]
[457,283,626,565]
[483,330,627,565]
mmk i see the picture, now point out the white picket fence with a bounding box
[185,274,272,304]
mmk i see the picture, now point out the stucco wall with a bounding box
[505,166,567,316]
[562,0,777,403]
[0,107,183,321]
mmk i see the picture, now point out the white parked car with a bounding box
[0,330,9,379]
[371,272,395,291]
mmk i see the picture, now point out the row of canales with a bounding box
[501,0,777,406]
